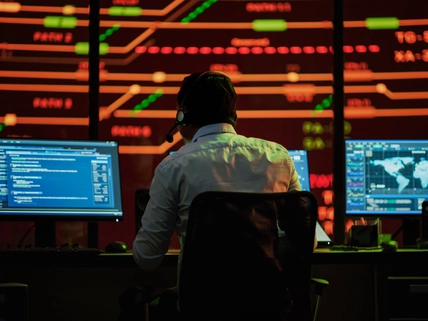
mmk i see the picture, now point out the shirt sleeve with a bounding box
[133,164,177,271]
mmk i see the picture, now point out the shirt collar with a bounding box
[192,123,237,143]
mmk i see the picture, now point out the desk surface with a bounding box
[2,248,426,321]
[313,247,428,264]
[1,247,428,268]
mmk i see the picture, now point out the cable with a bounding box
[17,223,35,248]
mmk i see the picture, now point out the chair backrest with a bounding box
[178,190,318,321]
[0,283,28,321]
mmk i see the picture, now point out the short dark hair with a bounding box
[177,71,238,127]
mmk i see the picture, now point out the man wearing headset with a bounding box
[132,71,304,317]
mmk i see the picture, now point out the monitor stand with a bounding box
[34,221,99,248]
[88,222,98,249]
[34,221,56,248]
[402,218,420,247]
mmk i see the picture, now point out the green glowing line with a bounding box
[75,42,109,55]
[132,89,164,114]
[108,6,142,16]
[99,24,120,42]
[313,94,333,111]
[366,17,399,30]
[253,19,287,32]
[44,16,77,29]
[181,0,217,23]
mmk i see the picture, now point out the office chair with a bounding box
[120,190,328,321]
[0,283,29,321]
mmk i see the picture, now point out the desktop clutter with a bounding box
[105,241,128,253]
[329,218,398,251]
[335,214,428,251]
[347,218,395,250]
[331,217,397,251]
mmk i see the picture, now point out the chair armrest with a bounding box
[119,284,155,310]
[311,278,329,296]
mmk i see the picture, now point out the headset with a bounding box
[166,71,231,143]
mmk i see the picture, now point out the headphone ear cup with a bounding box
[176,110,191,126]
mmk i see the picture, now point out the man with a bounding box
[133,70,302,277]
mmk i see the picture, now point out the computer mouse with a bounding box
[380,240,398,251]
[105,241,127,253]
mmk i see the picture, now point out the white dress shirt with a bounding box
[133,123,301,273]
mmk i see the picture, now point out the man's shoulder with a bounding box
[157,135,290,171]
[235,135,288,153]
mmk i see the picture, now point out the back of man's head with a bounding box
[177,71,238,127]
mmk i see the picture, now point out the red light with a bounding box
[187,47,198,54]
[135,46,146,53]
[142,126,152,138]
[225,47,238,54]
[277,46,289,54]
[355,45,367,53]
[200,47,212,54]
[310,174,333,189]
[368,45,380,53]
[264,47,276,54]
[238,47,250,54]
[323,220,334,234]
[251,47,264,54]
[213,47,225,54]
[160,47,173,54]
[111,125,152,137]
[147,46,160,54]
[316,46,328,54]
[173,47,186,54]
[290,46,302,54]
[64,98,73,109]
[303,46,315,54]
[343,45,353,53]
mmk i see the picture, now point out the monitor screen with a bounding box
[288,150,311,191]
[0,138,123,221]
[289,149,333,246]
[345,139,428,217]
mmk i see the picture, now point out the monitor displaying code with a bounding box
[0,139,123,220]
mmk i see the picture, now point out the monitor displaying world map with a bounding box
[345,139,428,217]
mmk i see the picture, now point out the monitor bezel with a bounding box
[344,139,428,219]
[0,138,124,222]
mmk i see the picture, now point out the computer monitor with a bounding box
[289,149,333,247]
[345,139,428,218]
[288,149,311,191]
[0,138,123,246]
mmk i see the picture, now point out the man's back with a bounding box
[133,71,300,277]
[133,123,300,272]
[162,124,299,236]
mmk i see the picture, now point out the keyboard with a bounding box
[0,246,101,256]
[329,245,359,251]
[329,244,382,251]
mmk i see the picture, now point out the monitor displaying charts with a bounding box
[345,139,428,217]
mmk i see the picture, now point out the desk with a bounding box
[1,249,428,321]
[313,248,428,321]
[0,252,178,321]
[314,247,428,264]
